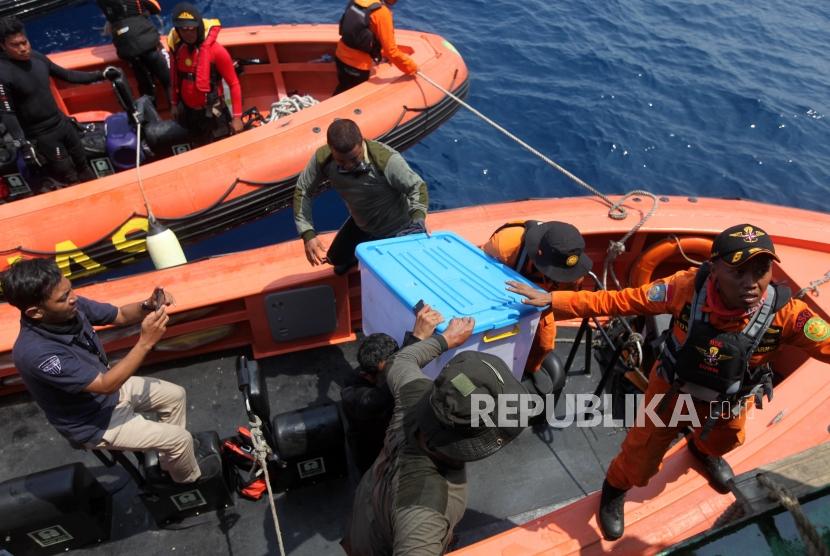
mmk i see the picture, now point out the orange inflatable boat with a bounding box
[0,195,827,553]
[0,24,468,281]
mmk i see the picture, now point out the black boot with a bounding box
[598,479,627,541]
[687,439,734,494]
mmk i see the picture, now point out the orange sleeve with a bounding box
[551,269,696,321]
[370,6,417,75]
[775,299,830,364]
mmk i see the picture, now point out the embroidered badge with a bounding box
[647,282,667,302]
[795,309,813,330]
[450,373,476,397]
[565,254,579,267]
[803,316,830,342]
[696,345,733,367]
[38,355,62,376]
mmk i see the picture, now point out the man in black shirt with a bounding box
[0,16,118,185]
[96,0,170,101]
[342,303,444,473]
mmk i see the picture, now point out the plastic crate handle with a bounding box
[483,324,520,343]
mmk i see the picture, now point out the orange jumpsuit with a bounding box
[483,223,556,373]
[551,268,830,490]
[335,0,417,75]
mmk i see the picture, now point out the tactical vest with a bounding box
[659,262,790,434]
[339,1,383,62]
[97,0,160,59]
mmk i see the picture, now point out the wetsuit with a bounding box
[335,0,418,94]
[96,0,170,100]
[0,51,102,184]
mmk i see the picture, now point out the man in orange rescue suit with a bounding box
[168,2,242,145]
[483,221,592,395]
[334,0,418,94]
[507,223,830,541]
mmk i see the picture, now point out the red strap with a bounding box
[240,478,267,500]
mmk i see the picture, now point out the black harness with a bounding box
[659,263,790,436]
[339,1,383,62]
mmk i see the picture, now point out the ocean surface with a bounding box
[22,0,830,272]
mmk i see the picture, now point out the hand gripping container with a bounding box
[356,231,545,379]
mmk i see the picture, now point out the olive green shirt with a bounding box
[344,336,468,556]
[293,140,428,241]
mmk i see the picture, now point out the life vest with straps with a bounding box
[315,139,394,174]
[168,20,222,96]
[659,262,791,435]
[98,0,161,58]
[488,220,544,277]
[339,0,383,62]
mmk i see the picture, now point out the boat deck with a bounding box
[0,326,625,555]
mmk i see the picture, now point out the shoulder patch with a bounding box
[647,282,668,302]
[803,316,830,342]
[795,308,813,330]
[38,355,62,376]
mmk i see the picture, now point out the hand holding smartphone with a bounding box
[152,287,166,313]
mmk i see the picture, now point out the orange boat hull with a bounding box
[0,25,468,281]
[1,195,828,552]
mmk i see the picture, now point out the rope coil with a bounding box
[267,95,319,122]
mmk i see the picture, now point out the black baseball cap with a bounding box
[524,221,593,282]
[172,2,201,27]
[415,351,528,462]
[710,223,780,266]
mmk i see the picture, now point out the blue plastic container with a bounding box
[356,231,544,379]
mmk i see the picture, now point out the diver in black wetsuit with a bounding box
[0,16,119,185]
[96,0,170,102]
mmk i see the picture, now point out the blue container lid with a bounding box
[356,231,545,334]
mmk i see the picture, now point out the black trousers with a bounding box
[179,103,231,146]
[333,58,370,95]
[31,117,95,184]
[125,48,171,101]
[326,217,426,267]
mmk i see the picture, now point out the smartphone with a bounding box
[153,287,166,312]
[412,299,425,315]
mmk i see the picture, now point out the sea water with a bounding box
[23,0,830,269]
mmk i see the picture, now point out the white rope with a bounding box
[268,94,319,122]
[417,71,622,213]
[415,71,660,290]
[249,415,286,556]
[134,120,156,223]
